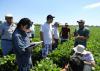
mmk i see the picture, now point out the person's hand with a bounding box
[84,61,91,65]
[60,64,69,71]
[78,36,85,40]
[52,40,55,44]
[75,35,85,40]
[75,35,80,39]
[26,29,31,32]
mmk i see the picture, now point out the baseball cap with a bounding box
[77,20,85,23]
[54,22,59,26]
[65,23,68,26]
[47,15,55,19]
[5,14,13,18]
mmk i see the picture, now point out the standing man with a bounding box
[52,22,59,50]
[0,14,16,56]
[40,15,55,58]
[60,23,70,44]
[74,20,90,47]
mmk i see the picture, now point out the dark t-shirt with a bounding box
[61,27,70,39]
[74,27,89,47]
[74,27,89,42]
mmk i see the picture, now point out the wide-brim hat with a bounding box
[73,44,86,54]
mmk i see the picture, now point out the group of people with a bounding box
[0,14,95,71]
[60,20,95,71]
[40,15,71,58]
[0,14,35,71]
[40,15,95,71]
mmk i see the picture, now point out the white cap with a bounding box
[5,14,13,17]
[73,44,86,54]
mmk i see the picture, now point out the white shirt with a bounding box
[83,51,94,62]
[53,26,59,39]
[40,22,53,44]
[82,51,95,71]
[28,24,35,37]
[30,24,35,33]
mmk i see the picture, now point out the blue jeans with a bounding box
[1,40,12,56]
[52,39,59,50]
[42,44,52,58]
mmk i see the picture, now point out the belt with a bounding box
[1,39,12,41]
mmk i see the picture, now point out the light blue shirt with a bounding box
[0,22,16,40]
[0,22,16,55]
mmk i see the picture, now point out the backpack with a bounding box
[69,54,84,71]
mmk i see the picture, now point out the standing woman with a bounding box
[0,14,16,56]
[12,18,33,71]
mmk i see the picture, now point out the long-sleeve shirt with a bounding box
[12,28,31,55]
[0,22,16,40]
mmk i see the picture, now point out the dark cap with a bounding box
[77,20,85,23]
[65,23,68,26]
[47,15,55,19]
[54,22,59,26]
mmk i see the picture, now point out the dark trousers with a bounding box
[52,39,59,50]
[61,38,68,44]
[16,53,32,71]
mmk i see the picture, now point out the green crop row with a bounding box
[0,26,100,71]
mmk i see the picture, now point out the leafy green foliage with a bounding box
[0,54,17,71]
[0,26,100,71]
[31,58,61,71]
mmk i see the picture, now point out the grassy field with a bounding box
[0,25,100,71]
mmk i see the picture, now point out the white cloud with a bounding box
[84,2,100,9]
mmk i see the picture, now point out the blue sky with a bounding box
[0,0,100,26]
